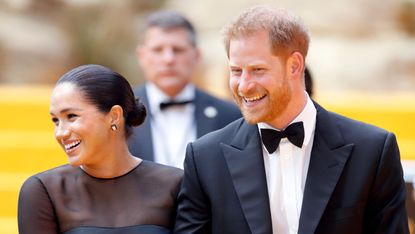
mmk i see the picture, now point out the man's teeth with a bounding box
[64,140,81,150]
[244,94,265,102]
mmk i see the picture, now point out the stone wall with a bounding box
[0,0,414,96]
[166,0,415,97]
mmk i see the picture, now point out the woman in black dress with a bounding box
[18,64,183,234]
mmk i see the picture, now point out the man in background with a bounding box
[128,10,241,168]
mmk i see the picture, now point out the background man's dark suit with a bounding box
[174,103,408,234]
[128,85,242,161]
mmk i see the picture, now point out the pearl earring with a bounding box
[111,124,117,131]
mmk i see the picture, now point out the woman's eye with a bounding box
[51,117,59,126]
[67,114,78,119]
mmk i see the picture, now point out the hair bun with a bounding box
[126,98,146,127]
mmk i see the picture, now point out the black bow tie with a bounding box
[260,122,305,154]
[159,100,193,110]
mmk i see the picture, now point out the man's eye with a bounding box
[151,47,163,53]
[67,114,77,119]
[231,69,242,76]
[173,47,185,54]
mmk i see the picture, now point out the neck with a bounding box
[81,143,141,179]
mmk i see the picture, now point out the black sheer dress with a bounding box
[18,161,183,234]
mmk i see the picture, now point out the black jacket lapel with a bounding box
[298,103,354,234]
[221,121,273,234]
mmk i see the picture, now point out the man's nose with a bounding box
[161,48,175,64]
[238,71,255,93]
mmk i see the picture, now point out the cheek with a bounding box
[71,120,94,138]
[142,53,159,66]
[229,75,236,86]
[146,56,159,67]
[179,58,196,71]
[261,74,278,87]
[229,77,239,91]
[180,51,198,65]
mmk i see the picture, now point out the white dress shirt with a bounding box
[146,83,196,169]
[258,95,317,234]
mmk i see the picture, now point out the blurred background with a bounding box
[1,0,414,233]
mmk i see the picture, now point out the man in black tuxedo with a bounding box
[128,10,241,168]
[175,5,409,234]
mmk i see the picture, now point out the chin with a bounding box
[67,157,82,167]
[242,112,264,124]
[159,83,187,96]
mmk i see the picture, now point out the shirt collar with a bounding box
[146,82,195,114]
[258,93,316,147]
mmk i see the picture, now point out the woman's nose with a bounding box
[55,123,70,141]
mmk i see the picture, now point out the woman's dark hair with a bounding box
[57,64,146,139]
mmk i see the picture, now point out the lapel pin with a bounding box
[204,106,217,118]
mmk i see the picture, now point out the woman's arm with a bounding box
[18,176,59,234]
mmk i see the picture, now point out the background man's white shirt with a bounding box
[146,83,196,169]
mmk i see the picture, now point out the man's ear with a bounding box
[287,51,304,78]
[109,105,124,127]
[191,47,202,66]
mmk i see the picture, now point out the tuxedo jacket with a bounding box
[128,85,242,162]
[174,102,408,234]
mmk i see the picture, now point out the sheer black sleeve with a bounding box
[18,176,59,234]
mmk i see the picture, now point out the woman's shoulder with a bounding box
[33,164,77,178]
[137,161,183,184]
[22,164,78,188]
[19,165,77,202]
